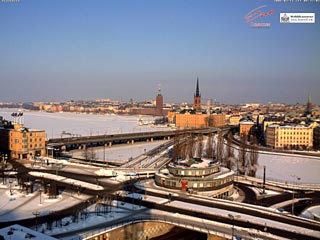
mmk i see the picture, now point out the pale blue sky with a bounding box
[0,0,319,104]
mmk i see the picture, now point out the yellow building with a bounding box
[175,112,208,128]
[0,123,46,159]
[228,114,241,125]
[263,116,285,132]
[266,124,313,149]
[171,111,226,129]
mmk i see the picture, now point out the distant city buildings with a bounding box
[169,79,226,129]
[129,87,169,116]
[0,80,319,153]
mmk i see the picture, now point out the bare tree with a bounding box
[180,133,188,159]
[238,134,247,175]
[224,132,235,169]
[172,131,183,161]
[196,135,203,159]
[82,146,90,161]
[205,133,214,159]
[247,139,259,177]
[225,132,234,158]
[90,147,96,162]
[83,146,97,163]
[216,133,224,164]
[187,133,196,159]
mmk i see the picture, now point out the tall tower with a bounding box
[305,93,312,116]
[156,86,163,115]
[193,77,201,111]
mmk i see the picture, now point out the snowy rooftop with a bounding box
[0,224,58,240]
[267,124,311,129]
[239,120,254,125]
[170,158,219,169]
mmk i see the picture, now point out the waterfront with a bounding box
[0,109,167,139]
[1,109,319,184]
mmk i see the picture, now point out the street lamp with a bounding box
[1,156,5,185]
[228,214,241,240]
[39,188,43,205]
[9,178,13,195]
[32,210,40,231]
[291,175,301,215]
[1,154,7,185]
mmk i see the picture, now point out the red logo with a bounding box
[245,5,276,28]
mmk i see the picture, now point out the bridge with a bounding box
[53,190,320,240]
[46,128,221,152]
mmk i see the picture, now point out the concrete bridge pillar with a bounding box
[108,142,112,147]
[131,139,134,144]
[61,145,66,151]
[151,138,153,142]
[82,144,86,150]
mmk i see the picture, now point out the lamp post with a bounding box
[1,154,7,185]
[1,155,5,185]
[228,214,241,240]
[291,174,301,215]
[9,178,13,195]
[39,188,43,205]
[32,210,40,231]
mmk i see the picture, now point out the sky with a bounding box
[0,0,319,104]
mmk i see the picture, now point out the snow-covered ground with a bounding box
[0,224,58,240]
[255,152,320,184]
[300,205,320,221]
[0,182,91,222]
[72,140,168,162]
[229,145,320,184]
[28,172,104,190]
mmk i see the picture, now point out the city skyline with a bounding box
[0,0,319,104]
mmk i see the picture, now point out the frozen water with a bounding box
[0,109,170,139]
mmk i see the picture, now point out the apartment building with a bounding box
[266,124,313,149]
[0,123,46,159]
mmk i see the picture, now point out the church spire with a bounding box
[195,77,201,97]
[308,92,312,105]
[306,92,312,115]
[193,77,201,111]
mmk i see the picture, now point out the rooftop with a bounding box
[0,224,58,240]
